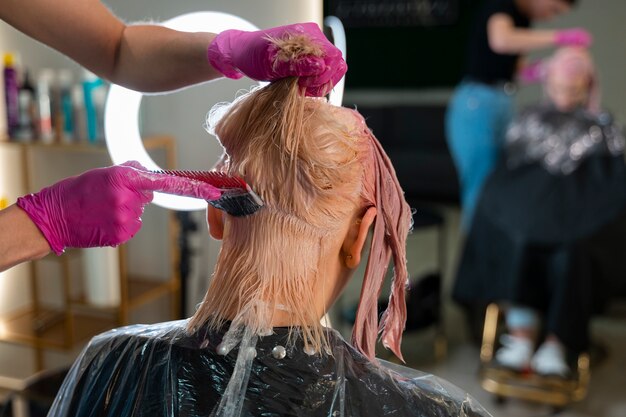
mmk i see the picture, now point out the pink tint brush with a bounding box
[152,170,264,216]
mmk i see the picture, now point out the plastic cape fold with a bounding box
[48,320,491,417]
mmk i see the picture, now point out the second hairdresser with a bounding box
[445,0,590,228]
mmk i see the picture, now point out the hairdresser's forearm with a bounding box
[111,26,219,92]
[488,14,556,54]
[0,0,221,92]
[0,205,50,272]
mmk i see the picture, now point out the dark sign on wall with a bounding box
[326,0,461,28]
[325,0,484,89]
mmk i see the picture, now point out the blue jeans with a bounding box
[445,81,514,228]
[506,306,539,330]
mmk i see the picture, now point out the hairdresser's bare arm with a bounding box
[0,0,220,92]
[488,13,556,54]
[0,205,50,272]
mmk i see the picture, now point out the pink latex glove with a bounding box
[554,28,593,47]
[16,161,221,255]
[207,22,347,97]
[518,60,546,84]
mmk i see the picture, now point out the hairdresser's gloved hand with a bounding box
[518,60,546,84]
[554,28,593,47]
[16,161,221,255]
[207,22,346,96]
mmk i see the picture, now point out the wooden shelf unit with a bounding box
[0,136,180,373]
[0,308,117,350]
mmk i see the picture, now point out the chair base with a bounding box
[479,304,590,408]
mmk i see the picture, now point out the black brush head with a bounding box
[208,190,264,217]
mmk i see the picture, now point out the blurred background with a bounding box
[0,1,624,416]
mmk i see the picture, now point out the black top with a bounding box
[465,0,531,83]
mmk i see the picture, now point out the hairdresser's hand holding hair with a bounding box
[518,28,592,84]
[207,22,346,96]
[2,162,220,267]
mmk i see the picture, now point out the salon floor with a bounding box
[353,205,626,417]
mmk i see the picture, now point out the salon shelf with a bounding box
[68,276,178,312]
[0,307,117,350]
[0,277,180,351]
[0,135,174,152]
[0,135,180,376]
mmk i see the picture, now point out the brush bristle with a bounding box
[153,170,248,190]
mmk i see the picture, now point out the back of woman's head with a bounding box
[211,78,364,229]
[189,51,411,361]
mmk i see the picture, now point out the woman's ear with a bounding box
[344,207,377,269]
[206,205,225,240]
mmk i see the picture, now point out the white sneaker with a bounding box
[531,341,570,377]
[495,334,534,371]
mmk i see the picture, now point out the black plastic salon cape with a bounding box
[48,320,490,417]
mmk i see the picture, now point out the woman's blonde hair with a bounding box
[188,39,411,361]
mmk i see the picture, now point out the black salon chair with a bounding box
[340,103,459,360]
[351,104,460,206]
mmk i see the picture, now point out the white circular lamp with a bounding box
[105,12,262,211]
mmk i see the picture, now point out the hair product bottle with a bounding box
[3,53,20,138]
[58,70,75,143]
[14,70,36,141]
[82,70,106,143]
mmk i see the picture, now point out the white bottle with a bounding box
[82,247,121,308]
[36,69,55,143]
